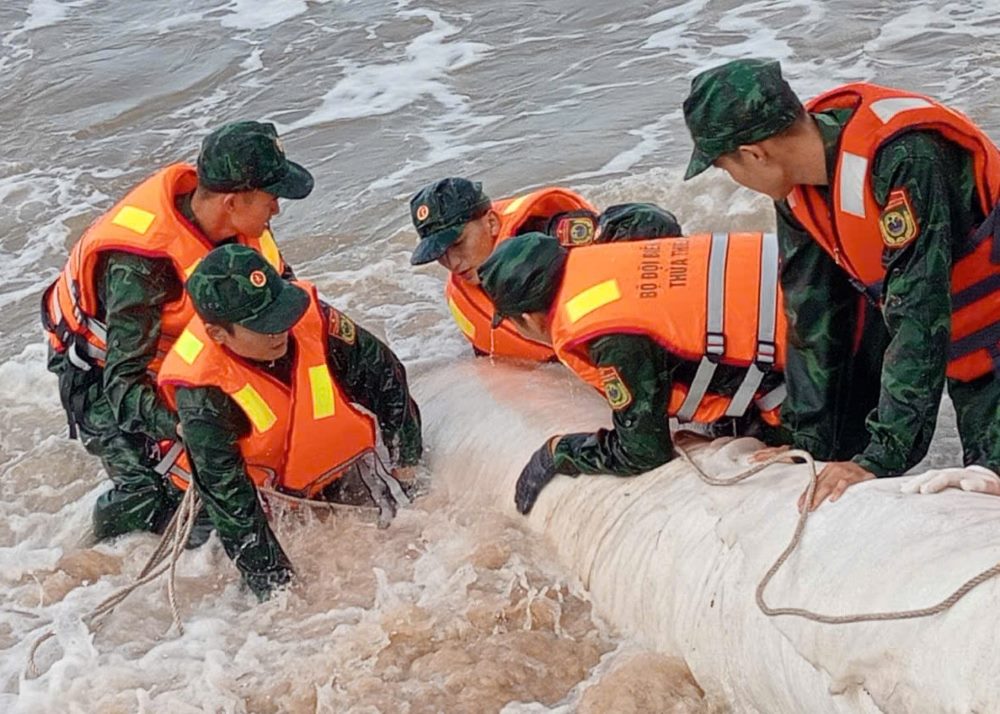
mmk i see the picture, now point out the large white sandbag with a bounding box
[414,360,1000,714]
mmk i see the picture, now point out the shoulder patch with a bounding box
[554,214,596,246]
[599,366,633,411]
[878,188,920,249]
[328,309,357,344]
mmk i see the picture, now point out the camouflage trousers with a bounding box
[56,363,183,540]
[950,373,1000,473]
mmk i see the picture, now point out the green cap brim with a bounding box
[239,282,310,334]
[262,160,314,200]
[683,147,714,181]
[410,224,463,266]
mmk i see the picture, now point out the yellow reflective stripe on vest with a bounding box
[232,384,277,433]
[183,259,201,278]
[308,365,336,419]
[448,296,476,338]
[173,328,205,365]
[565,279,621,323]
[259,229,281,270]
[111,205,156,235]
[502,194,529,215]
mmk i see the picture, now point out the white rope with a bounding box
[26,487,200,678]
[675,442,1000,624]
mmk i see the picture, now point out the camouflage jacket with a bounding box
[552,334,785,476]
[173,306,422,596]
[776,109,981,476]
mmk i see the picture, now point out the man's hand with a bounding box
[900,465,1000,496]
[515,437,560,515]
[798,461,875,512]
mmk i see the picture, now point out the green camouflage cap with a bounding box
[197,121,314,199]
[597,202,683,241]
[409,177,491,265]
[682,59,803,180]
[188,244,309,334]
[477,232,568,328]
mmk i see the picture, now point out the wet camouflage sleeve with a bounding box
[852,130,979,477]
[322,304,423,466]
[552,334,675,476]
[173,385,293,600]
[774,206,864,458]
[98,251,181,441]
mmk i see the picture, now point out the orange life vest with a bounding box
[157,283,376,498]
[41,163,284,374]
[787,83,1000,381]
[445,187,597,360]
[550,234,787,425]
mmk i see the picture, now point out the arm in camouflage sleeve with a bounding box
[99,251,181,441]
[322,304,423,466]
[852,132,973,477]
[774,205,861,459]
[174,385,293,600]
[552,334,675,476]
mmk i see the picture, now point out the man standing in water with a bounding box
[477,232,789,515]
[682,59,1000,509]
[42,121,310,542]
[158,244,422,600]
[408,176,682,359]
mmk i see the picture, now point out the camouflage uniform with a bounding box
[46,121,312,540]
[683,59,1000,476]
[478,233,787,479]
[175,245,422,599]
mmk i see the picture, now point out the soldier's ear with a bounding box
[205,323,230,344]
[487,210,501,236]
[736,143,768,164]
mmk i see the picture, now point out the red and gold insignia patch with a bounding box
[878,188,920,249]
[555,215,596,246]
[249,270,267,287]
[328,310,357,344]
[415,204,430,222]
[599,366,632,411]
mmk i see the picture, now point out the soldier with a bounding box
[477,232,788,515]
[158,244,422,600]
[682,59,1000,510]
[42,121,310,541]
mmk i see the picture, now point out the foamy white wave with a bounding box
[284,9,491,128]
[218,0,345,31]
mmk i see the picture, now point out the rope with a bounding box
[26,487,200,678]
[675,442,1000,624]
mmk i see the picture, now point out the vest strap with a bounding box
[755,383,786,413]
[676,233,729,421]
[725,233,780,417]
[957,201,1000,262]
[948,320,1000,363]
[153,440,186,476]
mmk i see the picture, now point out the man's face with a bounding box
[210,322,290,362]
[714,149,793,201]
[437,213,497,284]
[229,189,280,239]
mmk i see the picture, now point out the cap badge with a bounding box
[416,204,430,222]
[249,270,267,288]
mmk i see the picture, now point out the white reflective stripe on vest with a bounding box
[868,96,932,124]
[839,152,869,218]
[676,232,729,422]
[726,232,779,418]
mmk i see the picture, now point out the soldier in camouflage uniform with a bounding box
[477,233,788,515]
[682,59,1000,509]
[45,121,311,542]
[159,245,422,600]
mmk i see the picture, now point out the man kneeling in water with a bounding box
[157,245,422,600]
[478,232,790,515]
